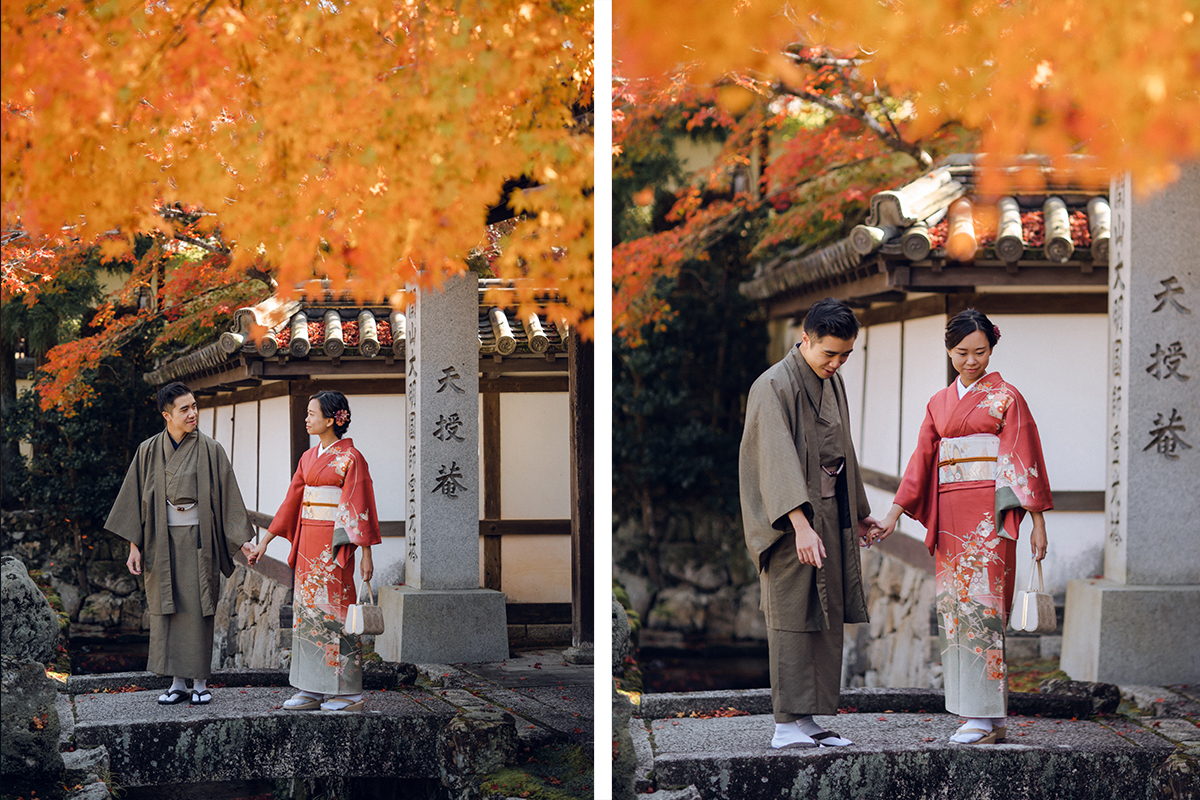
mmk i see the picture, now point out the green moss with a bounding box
[479,743,593,800]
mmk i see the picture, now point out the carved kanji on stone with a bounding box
[1151,276,1192,315]
[1144,409,1193,459]
[1145,341,1191,381]
[437,366,465,394]
[433,412,466,442]
[432,461,468,497]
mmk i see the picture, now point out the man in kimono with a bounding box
[739,298,879,749]
[106,382,255,705]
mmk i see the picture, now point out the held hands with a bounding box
[863,504,903,547]
[858,515,883,548]
[126,543,142,575]
[246,540,269,567]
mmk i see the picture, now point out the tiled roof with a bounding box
[741,156,1110,303]
[144,279,570,386]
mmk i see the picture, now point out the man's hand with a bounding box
[858,515,882,548]
[788,507,825,568]
[127,543,142,575]
[240,541,256,563]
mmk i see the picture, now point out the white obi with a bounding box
[301,485,341,521]
[166,501,199,526]
[938,434,999,484]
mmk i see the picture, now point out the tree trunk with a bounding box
[0,337,18,508]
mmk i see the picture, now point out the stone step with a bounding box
[71,686,458,787]
[640,712,1179,800]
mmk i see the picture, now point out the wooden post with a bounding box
[483,391,502,591]
[288,383,308,475]
[569,330,594,646]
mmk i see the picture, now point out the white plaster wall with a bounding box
[860,323,903,475]
[258,395,296,565]
[984,314,1107,491]
[198,406,216,438]
[900,316,950,472]
[501,534,572,603]
[499,392,571,519]
[331,394,407,522]
[212,401,235,456]
[838,332,867,452]
[231,402,258,514]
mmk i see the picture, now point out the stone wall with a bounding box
[212,562,293,671]
[1,510,149,636]
[613,511,941,689]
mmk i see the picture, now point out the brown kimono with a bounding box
[105,430,252,678]
[739,346,870,719]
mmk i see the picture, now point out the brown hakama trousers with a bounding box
[147,524,215,679]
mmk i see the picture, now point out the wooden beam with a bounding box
[479,376,569,393]
[188,363,257,392]
[901,266,1108,290]
[288,378,407,397]
[483,392,502,591]
[857,296,947,328]
[768,269,894,319]
[506,603,572,625]
[197,381,290,409]
[860,467,902,494]
[480,520,572,536]
[569,330,595,646]
[946,292,1108,316]
[1049,491,1105,512]
[288,386,308,476]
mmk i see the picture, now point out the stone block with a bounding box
[1061,578,1200,684]
[79,593,122,628]
[649,586,706,632]
[376,586,508,664]
[526,624,571,644]
[1040,634,1063,659]
[1,655,65,799]
[2,557,60,665]
[1037,678,1121,715]
[733,583,767,642]
[62,745,109,786]
[438,709,517,781]
[1005,636,1041,663]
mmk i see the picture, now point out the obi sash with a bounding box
[937,434,999,485]
[301,485,340,521]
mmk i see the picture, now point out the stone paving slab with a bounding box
[643,712,1180,800]
[72,687,452,787]
[639,687,1092,720]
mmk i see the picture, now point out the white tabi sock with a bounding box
[797,715,854,746]
[950,718,993,743]
[770,721,816,749]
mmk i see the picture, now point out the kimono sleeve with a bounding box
[269,462,308,542]
[894,402,941,532]
[105,442,148,549]
[739,372,812,565]
[212,443,253,551]
[331,450,382,565]
[995,385,1053,534]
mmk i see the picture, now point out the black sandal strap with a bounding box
[810,731,842,741]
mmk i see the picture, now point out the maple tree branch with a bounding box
[772,79,932,168]
[783,44,864,69]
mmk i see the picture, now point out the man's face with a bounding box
[799,331,856,379]
[162,393,198,436]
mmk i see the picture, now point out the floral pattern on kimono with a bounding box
[894,372,1052,717]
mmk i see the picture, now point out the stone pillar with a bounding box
[1061,166,1200,684]
[376,273,508,664]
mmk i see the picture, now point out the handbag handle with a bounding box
[1026,558,1045,593]
[357,579,375,605]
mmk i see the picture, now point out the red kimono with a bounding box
[270,438,382,695]
[894,373,1052,718]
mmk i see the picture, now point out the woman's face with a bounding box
[948,329,992,385]
[306,399,333,437]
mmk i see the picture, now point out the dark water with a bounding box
[123,778,445,800]
[70,633,150,673]
[640,645,770,694]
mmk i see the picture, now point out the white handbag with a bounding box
[344,580,385,636]
[1011,558,1056,634]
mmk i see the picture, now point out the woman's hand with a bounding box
[360,546,374,582]
[1029,511,1048,561]
[247,536,272,567]
[868,504,904,546]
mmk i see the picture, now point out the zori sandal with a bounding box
[320,696,365,712]
[157,688,189,705]
[191,689,212,705]
[283,692,323,710]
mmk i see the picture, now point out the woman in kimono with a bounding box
[871,309,1052,744]
[248,390,381,711]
